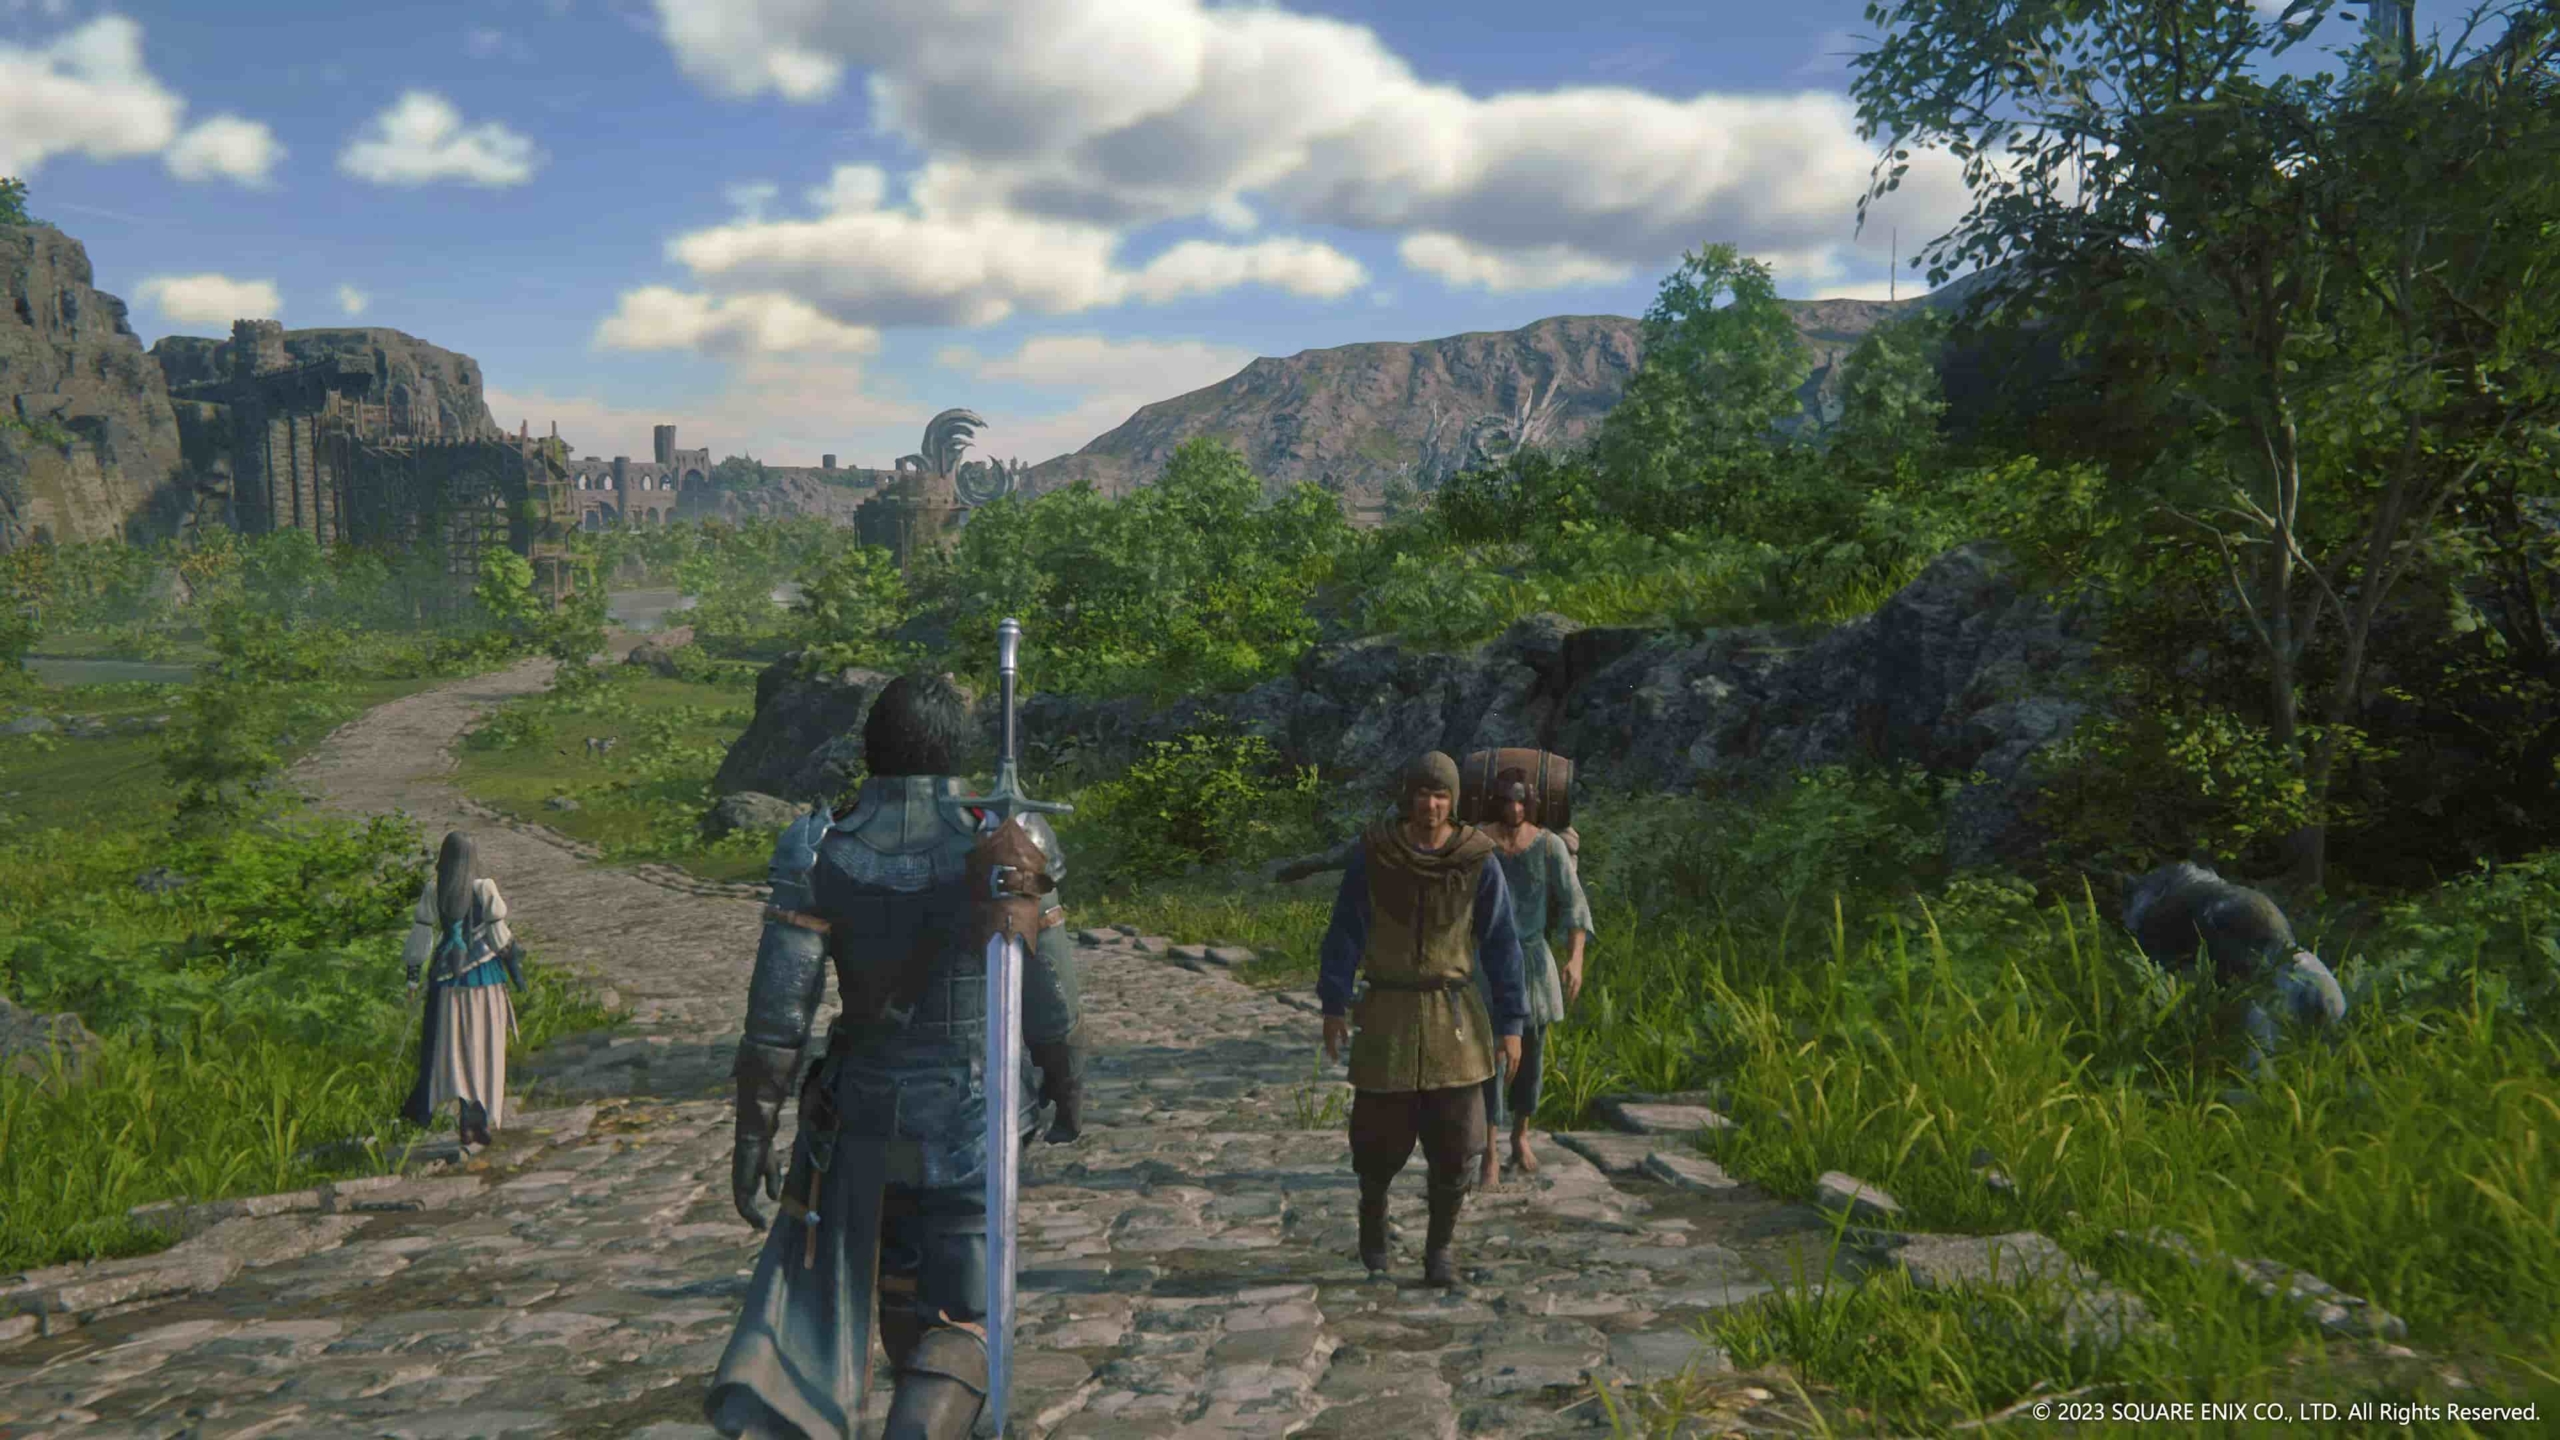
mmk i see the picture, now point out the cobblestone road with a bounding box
[1,655,1846,1439]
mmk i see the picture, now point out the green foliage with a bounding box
[709,454,772,491]
[2031,698,2394,878]
[0,176,27,227]
[931,439,1350,697]
[1587,243,1814,535]
[158,677,283,825]
[472,549,545,645]
[1064,726,1321,883]
[794,542,911,672]
[1828,308,1949,479]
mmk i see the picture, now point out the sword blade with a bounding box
[983,928,1024,1437]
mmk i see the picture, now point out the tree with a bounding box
[0,178,29,227]
[1830,309,1950,480]
[1852,0,2560,892]
[709,455,772,492]
[1589,243,1815,534]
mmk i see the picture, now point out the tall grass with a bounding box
[0,672,617,1273]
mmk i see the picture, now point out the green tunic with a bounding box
[1479,828,1594,1028]
[1349,822,1503,1093]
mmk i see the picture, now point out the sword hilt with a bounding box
[958,617,1074,829]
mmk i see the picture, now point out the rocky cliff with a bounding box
[718,541,2098,870]
[149,326,500,438]
[0,224,191,548]
[1022,273,2001,509]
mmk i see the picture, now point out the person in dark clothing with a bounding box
[706,673,1085,1440]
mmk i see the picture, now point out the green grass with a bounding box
[0,665,622,1273]
[422,649,2560,1431]
[449,663,772,884]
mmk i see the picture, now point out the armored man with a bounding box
[1317,750,1527,1286]
[705,672,1084,1440]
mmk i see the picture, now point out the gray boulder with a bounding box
[0,991,103,1093]
[710,661,896,803]
[703,791,808,843]
[624,625,698,678]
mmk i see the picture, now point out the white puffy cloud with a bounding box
[336,284,370,316]
[164,114,284,186]
[487,360,917,468]
[1398,235,1632,293]
[593,286,884,357]
[654,162,1367,334]
[934,333,1260,463]
[137,273,282,327]
[642,0,1979,314]
[0,16,180,178]
[338,91,542,188]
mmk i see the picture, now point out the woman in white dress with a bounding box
[401,830,526,1148]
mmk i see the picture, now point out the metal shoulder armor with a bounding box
[1019,812,1067,886]
[766,805,829,913]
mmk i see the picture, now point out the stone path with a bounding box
[1,654,1856,1438]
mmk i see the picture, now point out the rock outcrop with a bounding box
[683,469,872,527]
[720,541,2100,867]
[0,224,191,548]
[710,663,897,803]
[148,325,499,439]
[0,990,103,1093]
[1022,274,2000,513]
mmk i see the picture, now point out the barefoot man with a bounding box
[1473,768,1594,1187]
[1317,751,1527,1286]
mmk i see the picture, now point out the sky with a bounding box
[2,0,2378,471]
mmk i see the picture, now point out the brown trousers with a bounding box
[1349,1085,1487,1189]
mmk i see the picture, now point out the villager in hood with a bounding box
[1316,750,1527,1287]
[400,830,527,1148]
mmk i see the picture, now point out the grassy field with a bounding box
[433,664,2559,1435]
[0,668,618,1273]
[447,659,773,884]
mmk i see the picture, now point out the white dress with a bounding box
[401,876,520,1128]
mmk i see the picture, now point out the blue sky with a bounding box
[3,0,2378,470]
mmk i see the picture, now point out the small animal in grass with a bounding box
[2119,860,2349,1066]
[555,736,619,760]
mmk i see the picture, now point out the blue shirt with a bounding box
[1316,837,1529,1036]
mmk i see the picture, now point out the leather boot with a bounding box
[1356,1179,1391,1275]
[1423,1174,1467,1287]
[881,1325,988,1440]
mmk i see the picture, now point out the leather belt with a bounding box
[1365,975,1470,992]
[766,906,833,934]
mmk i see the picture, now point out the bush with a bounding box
[1066,726,1322,883]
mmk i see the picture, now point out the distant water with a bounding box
[27,657,198,687]
[607,586,799,632]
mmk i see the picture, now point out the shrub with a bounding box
[1067,726,1321,883]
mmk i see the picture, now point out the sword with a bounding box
[955,617,1071,1440]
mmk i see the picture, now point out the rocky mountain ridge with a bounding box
[149,327,500,440]
[0,225,192,548]
[1023,272,2002,511]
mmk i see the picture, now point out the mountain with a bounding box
[149,325,499,439]
[0,224,192,548]
[1022,273,2001,512]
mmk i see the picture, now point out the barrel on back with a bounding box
[1459,748,1574,832]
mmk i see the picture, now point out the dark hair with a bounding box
[435,830,478,934]
[865,672,972,777]
[1493,767,1533,804]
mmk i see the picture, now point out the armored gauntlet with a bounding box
[1028,1029,1085,1144]
[730,1041,799,1229]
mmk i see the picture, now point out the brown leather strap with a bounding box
[765,906,832,934]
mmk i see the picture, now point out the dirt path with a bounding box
[0,657,1840,1439]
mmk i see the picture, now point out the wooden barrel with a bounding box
[1459,748,1575,832]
